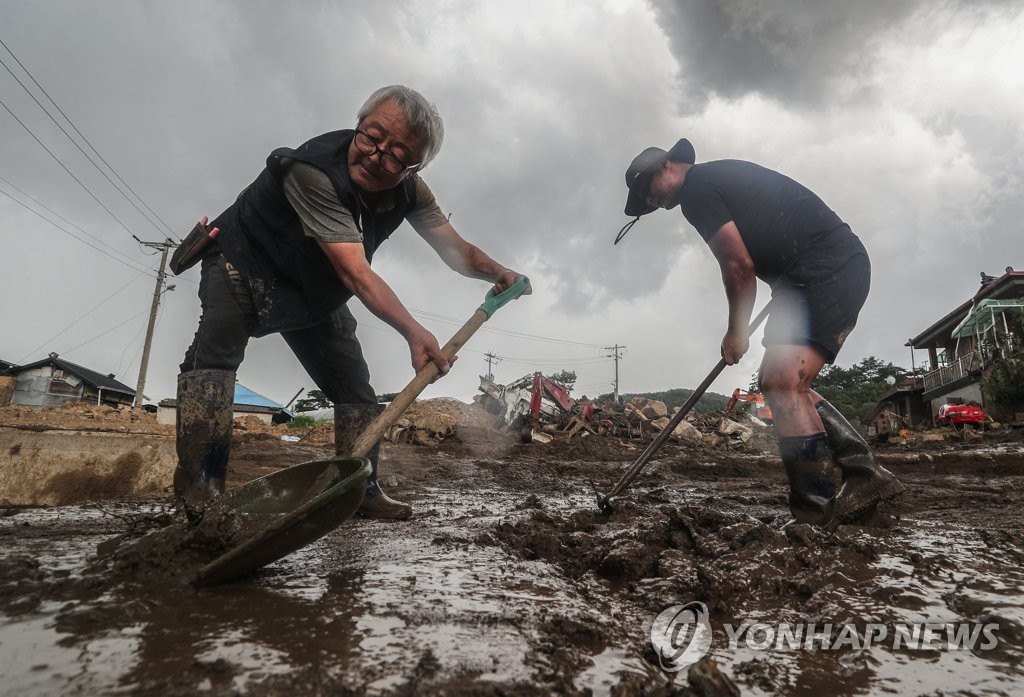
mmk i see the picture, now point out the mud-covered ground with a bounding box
[2,425,1024,696]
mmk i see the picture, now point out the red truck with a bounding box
[936,403,987,428]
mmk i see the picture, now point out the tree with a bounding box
[981,345,1024,419]
[814,356,908,429]
[595,387,731,413]
[549,370,577,392]
[293,389,332,412]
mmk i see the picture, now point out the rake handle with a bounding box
[598,302,771,506]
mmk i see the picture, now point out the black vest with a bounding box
[212,130,416,336]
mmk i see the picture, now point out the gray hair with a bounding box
[356,85,445,169]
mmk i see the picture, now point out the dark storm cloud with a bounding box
[649,0,1013,110]
[3,0,1022,405]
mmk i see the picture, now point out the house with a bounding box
[5,353,136,408]
[157,382,293,426]
[906,267,1024,419]
[0,359,17,406]
[865,376,929,439]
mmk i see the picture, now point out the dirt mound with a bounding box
[405,397,501,429]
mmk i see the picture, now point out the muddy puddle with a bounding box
[2,443,1024,695]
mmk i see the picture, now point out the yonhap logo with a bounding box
[650,601,713,671]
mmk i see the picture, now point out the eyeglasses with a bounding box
[353,130,421,175]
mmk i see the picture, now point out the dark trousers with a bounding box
[179,254,377,406]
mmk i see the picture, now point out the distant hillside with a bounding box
[595,388,731,413]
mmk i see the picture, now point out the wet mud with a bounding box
[2,435,1024,695]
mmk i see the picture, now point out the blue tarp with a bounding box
[234,384,292,416]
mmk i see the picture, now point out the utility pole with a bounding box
[484,352,501,380]
[604,344,626,404]
[134,239,175,409]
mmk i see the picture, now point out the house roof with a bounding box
[907,269,1024,348]
[0,359,17,374]
[233,384,290,414]
[13,354,135,396]
[951,298,1024,339]
[158,383,292,416]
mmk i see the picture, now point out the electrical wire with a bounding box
[0,43,176,239]
[13,269,153,364]
[406,306,605,347]
[0,174,150,272]
[0,94,144,241]
[0,184,154,275]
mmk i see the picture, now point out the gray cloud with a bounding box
[650,0,1016,111]
[2,0,1022,407]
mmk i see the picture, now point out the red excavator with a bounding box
[724,388,773,424]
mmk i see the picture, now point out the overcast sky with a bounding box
[2,0,1022,408]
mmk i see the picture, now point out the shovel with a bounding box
[596,302,771,513]
[192,277,530,587]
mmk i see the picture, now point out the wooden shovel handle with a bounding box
[349,310,489,457]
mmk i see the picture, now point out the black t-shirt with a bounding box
[678,159,856,284]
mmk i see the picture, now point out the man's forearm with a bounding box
[722,266,757,334]
[346,269,426,340]
[454,243,509,282]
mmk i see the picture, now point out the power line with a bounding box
[348,300,606,348]
[394,305,605,347]
[0,173,151,272]
[0,94,143,241]
[58,306,150,355]
[13,268,152,364]
[0,184,154,275]
[0,41,176,239]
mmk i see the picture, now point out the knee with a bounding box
[760,374,814,411]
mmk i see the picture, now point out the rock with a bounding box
[531,430,553,444]
[628,397,668,420]
[717,418,753,443]
[672,419,704,444]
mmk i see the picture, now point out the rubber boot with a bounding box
[334,403,412,521]
[815,399,905,522]
[173,369,235,517]
[778,433,838,526]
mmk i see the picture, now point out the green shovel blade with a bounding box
[192,456,372,587]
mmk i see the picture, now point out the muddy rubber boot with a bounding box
[335,403,412,521]
[173,369,235,518]
[816,399,906,522]
[779,433,838,526]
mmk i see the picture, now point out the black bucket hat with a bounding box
[616,138,696,244]
[623,147,668,217]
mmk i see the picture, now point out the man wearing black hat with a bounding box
[619,140,903,526]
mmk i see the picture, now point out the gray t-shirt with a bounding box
[282,160,448,244]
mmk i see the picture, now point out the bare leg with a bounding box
[758,345,828,437]
[759,345,837,524]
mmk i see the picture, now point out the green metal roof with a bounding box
[950,298,1024,339]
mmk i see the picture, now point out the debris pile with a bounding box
[476,372,775,453]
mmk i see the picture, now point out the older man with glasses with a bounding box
[172,85,528,521]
